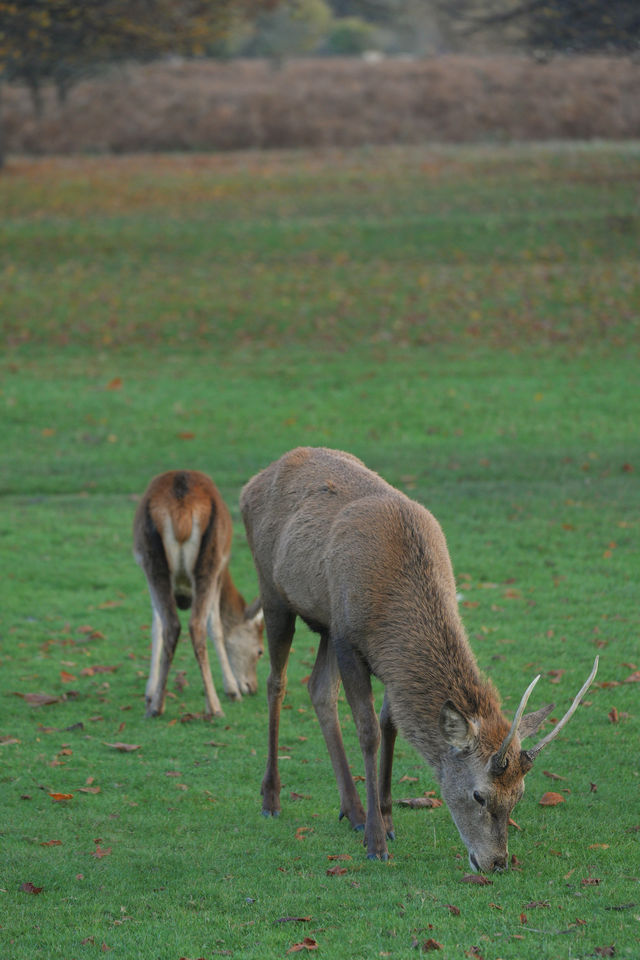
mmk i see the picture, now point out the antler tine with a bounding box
[523,656,599,763]
[491,673,540,771]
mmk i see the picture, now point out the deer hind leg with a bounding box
[189,578,225,718]
[307,633,366,831]
[206,593,241,702]
[145,584,181,718]
[378,691,397,841]
[334,635,387,861]
[261,603,296,817]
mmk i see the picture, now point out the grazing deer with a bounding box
[133,470,263,718]
[240,447,598,870]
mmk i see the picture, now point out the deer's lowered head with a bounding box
[436,660,598,872]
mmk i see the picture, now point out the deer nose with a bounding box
[491,856,508,872]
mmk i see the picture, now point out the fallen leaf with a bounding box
[327,854,352,861]
[508,817,521,830]
[589,844,610,850]
[520,913,528,924]
[445,904,461,915]
[525,900,550,908]
[21,882,44,894]
[542,770,566,781]
[49,792,73,802]
[103,742,140,752]
[92,846,112,859]
[295,826,312,840]
[594,947,615,957]
[422,939,443,950]
[106,377,122,390]
[276,917,312,924]
[581,876,601,886]
[608,707,619,723]
[60,670,77,683]
[539,792,565,806]
[40,840,62,846]
[0,737,20,746]
[460,875,493,885]
[287,937,318,953]
[326,865,347,876]
[78,786,101,794]
[398,775,418,782]
[20,693,63,706]
[624,671,640,683]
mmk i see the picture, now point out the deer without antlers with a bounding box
[240,447,598,871]
[133,470,263,718]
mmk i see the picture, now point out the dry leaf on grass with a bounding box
[103,742,140,752]
[287,937,318,953]
[21,882,44,894]
[326,865,348,876]
[539,792,565,806]
[49,792,73,802]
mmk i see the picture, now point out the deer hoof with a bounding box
[367,852,389,861]
[386,830,396,841]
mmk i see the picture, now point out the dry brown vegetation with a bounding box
[3,54,640,155]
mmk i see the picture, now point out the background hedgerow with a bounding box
[3,55,640,155]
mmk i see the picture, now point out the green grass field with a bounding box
[1,142,638,960]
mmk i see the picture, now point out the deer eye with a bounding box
[473,791,486,806]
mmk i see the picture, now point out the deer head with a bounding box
[437,657,598,872]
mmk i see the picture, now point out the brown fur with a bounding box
[241,447,558,871]
[134,470,263,718]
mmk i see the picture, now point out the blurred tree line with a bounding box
[1,0,638,161]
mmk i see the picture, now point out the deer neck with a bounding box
[219,565,246,633]
[383,616,506,772]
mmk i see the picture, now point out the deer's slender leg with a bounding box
[307,633,366,830]
[145,581,181,718]
[333,636,387,860]
[261,604,296,816]
[379,690,397,840]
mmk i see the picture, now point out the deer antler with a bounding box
[522,656,599,763]
[490,673,541,773]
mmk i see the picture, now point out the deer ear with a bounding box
[244,597,263,626]
[439,700,478,750]
[518,702,555,740]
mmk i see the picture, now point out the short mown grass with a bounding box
[1,143,638,959]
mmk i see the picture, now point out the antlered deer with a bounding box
[240,447,598,870]
[134,470,263,718]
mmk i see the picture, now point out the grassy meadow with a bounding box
[1,142,639,959]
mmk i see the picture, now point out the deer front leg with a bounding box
[261,605,296,817]
[307,633,365,831]
[335,637,387,860]
[207,603,241,701]
[379,690,397,841]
